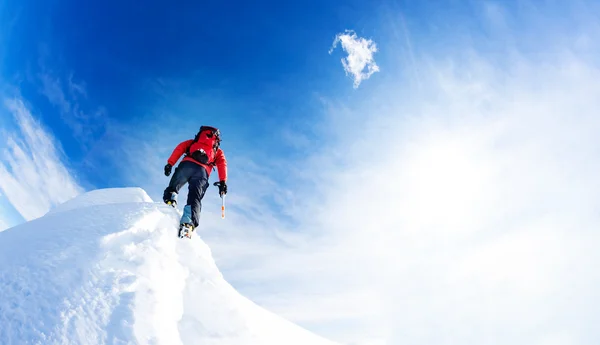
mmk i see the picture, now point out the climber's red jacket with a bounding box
[167,139,227,181]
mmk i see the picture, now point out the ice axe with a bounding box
[213,182,226,219]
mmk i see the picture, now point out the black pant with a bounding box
[163,161,209,227]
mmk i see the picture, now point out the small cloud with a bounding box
[68,73,88,99]
[38,72,107,144]
[39,73,71,114]
[330,30,380,88]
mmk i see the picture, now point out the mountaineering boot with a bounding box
[165,191,177,207]
[178,205,195,238]
[179,223,195,239]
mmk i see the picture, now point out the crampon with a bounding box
[178,223,195,239]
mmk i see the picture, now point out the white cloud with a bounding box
[39,73,71,114]
[330,30,379,88]
[67,72,88,98]
[0,97,84,222]
[39,72,107,143]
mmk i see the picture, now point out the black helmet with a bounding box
[200,125,221,142]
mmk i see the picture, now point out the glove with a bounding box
[214,181,227,196]
[164,164,173,177]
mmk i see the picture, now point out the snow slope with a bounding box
[0,188,338,345]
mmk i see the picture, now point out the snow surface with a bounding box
[0,188,339,345]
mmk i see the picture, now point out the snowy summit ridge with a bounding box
[0,188,338,345]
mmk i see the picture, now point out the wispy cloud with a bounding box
[39,73,71,114]
[67,72,88,98]
[39,72,106,143]
[330,30,379,88]
[0,97,84,222]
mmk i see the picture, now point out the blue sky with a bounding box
[2,0,358,184]
[2,0,600,344]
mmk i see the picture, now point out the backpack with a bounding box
[186,126,221,166]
